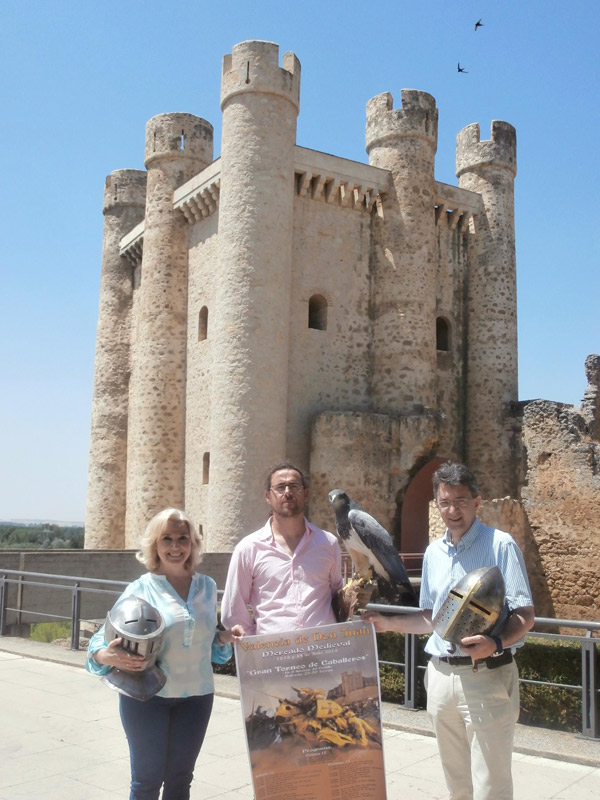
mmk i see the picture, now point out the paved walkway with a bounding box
[1,639,599,799]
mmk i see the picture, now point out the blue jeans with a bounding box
[119,692,214,800]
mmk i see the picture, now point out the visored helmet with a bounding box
[432,566,508,651]
[101,595,166,701]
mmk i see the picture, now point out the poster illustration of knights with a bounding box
[235,620,387,800]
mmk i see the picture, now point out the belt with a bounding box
[435,650,513,669]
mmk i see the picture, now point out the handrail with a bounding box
[0,570,598,738]
[366,602,599,740]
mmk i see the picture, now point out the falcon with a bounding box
[328,489,418,606]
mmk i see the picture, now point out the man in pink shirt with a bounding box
[220,461,344,634]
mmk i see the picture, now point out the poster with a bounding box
[235,620,387,800]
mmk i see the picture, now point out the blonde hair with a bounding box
[136,508,203,572]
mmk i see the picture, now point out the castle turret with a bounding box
[125,114,213,544]
[207,41,300,550]
[85,170,146,548]
[365,91,439,415]
[456,121,518,496]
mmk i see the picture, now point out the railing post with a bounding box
[404,633,418,709]
[70,582,81,650]
[582,637,599,739]
[0,575,6,636]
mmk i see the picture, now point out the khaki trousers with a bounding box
[425,657,520,800]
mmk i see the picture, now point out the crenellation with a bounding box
[457,121,516,177]
[144,113,214,170]
[221,40,300,111]
[366,90,438,152]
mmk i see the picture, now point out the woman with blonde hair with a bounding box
[87,508,242,800]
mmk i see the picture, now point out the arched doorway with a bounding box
[401,458,446,554]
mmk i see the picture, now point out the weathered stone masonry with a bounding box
[85,40,599,622]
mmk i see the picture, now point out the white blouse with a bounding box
[86,572,232,698]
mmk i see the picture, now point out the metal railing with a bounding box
[0,569,129,649]
[368,603,600,740]
[1,569,598,738]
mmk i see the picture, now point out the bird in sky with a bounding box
[458,63,468,73]
[475,18,483,31]
[328,489,418,605]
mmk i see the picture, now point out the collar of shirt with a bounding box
[442,517,483,554]
[259,518,312,549]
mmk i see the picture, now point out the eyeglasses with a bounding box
[269,482,305,496]
[437,498,473,510]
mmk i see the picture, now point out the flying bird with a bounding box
[458,63,468,73]
[328,489,418,605]
[475,18,483,31]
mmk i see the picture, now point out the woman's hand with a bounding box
[217,624,245,644]
[93,638,148,672]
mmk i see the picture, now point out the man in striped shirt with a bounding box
[364,462,534,800]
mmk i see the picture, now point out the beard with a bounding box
[273,497,305,518]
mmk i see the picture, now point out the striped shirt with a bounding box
[420,518,533,657]
[220,519,343,635]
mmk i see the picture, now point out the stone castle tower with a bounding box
[85,40,519,554]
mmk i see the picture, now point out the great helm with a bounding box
[101,595,166,701]
[432,566,508,651]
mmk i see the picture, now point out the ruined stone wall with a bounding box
[520,399,600,623]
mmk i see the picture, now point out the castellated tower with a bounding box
[124,114,213,545]
[86,170,146,548]
[85,39,521,557]
[456,121,518,498]
[365,91,439,415]
[207,41,300,550]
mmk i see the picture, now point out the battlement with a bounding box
[365,90,438,154]
[102,170,147,215]
[221,40,300,112]
[456,121,516,178]
[144,113,214,170]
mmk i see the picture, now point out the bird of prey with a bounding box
[458,63,468,73]
[475,18,483,31]
[328,489,418,605]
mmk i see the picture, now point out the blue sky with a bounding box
[1,1,598,522]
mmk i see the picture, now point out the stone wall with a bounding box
[427,498,554,618]
[520,398,600,623]
[426,377,600,624]
[0,550,232,629]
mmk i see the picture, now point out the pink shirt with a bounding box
[220,519,343,634]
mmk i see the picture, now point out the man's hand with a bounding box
[219,624,245,643]
[459,634,498,662]
[361,610,392,633]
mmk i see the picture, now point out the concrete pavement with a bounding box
[1,639,599,799]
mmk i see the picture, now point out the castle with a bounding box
[85,39,524,556]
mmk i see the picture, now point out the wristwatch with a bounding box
[491,635,504,656]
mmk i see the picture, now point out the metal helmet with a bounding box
[432,566,508,648]
[101,595,166,702]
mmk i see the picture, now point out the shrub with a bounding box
[30,621,72,643]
